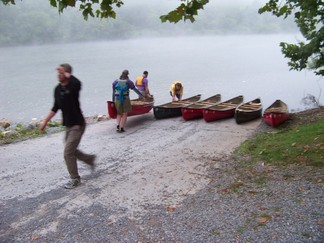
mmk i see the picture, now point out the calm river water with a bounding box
[0,34,322,124]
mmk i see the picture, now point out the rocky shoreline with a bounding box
[1,105,323,143]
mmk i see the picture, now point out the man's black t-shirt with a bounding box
[52,75,85,127]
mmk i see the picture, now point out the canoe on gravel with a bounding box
[202,95,244,122]
[107,97,154,119]
[234,98,262,124]
[153,94,201,119]
[181,94,221,121]
[263,99,289,127]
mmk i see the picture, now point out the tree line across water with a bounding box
[0,0,296,47]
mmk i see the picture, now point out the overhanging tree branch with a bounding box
[1,0,209,22]
[259,0,324,76]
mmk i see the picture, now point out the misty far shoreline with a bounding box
[0,0,297,47]
[0,32,302,49]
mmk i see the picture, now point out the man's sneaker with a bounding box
[116,125,120,132]
[120,128,125,132]
[64,178,80,189]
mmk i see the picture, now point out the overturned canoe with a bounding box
[153,94,201,119]
[181,94,221,121]
[202,95,244,122]
[235,98,262,124]
[107,97,154,119]
[263,99,289,127]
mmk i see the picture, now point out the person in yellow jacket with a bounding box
[170,81,183,101]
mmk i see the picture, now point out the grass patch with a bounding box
[236,119,324,167]
[0,121,64,145]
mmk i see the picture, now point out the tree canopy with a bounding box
[0,1,295,46]
[2,0,323,76]
[1,0,209,22]
[259,0,324,76]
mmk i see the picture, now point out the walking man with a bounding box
[40,63,96,189]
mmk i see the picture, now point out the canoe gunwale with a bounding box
[154,94,201,109]
[183,94,221,110]
[205,95,244,111]
[154,94,202,119]
[263,100,288,115]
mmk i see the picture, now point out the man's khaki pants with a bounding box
[64,125,93,179]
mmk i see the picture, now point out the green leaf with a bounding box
[295,11,301,19]
[279,5,288,15]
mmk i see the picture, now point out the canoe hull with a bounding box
[203,108,236,122]
[107,98,154,119]
[181,94,221,121]
[263,112,289,127]
[153,107,182,119]
[235,109,262,124]
[154,94,201,119]
[263,100,289,127]
[202,95,244,122]
[235,98,262,124]
[181,108,203,120]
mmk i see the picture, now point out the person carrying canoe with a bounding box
[135,70,152,98]
[112,69,144,133]
[170,81,183,101]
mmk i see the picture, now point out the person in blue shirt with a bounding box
[112,70,143,132]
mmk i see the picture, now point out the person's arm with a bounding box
[40,87,60,131]
[112,81,116,102]
[144,79,151,97]
[133,86,144,98]
[179,86,184,101]
[170,83,178,101]
[128,80,144,98]
[171,89,177,101]
[146,88,152,98]
[39,111,56,131]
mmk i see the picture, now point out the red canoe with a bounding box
[202,95,244,122]
[181,94,221,121]
[263,99,289,127]
[107,97,154,119]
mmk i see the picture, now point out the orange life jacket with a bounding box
[136,76,144,87]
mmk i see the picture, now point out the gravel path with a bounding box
[0,112,323,242]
